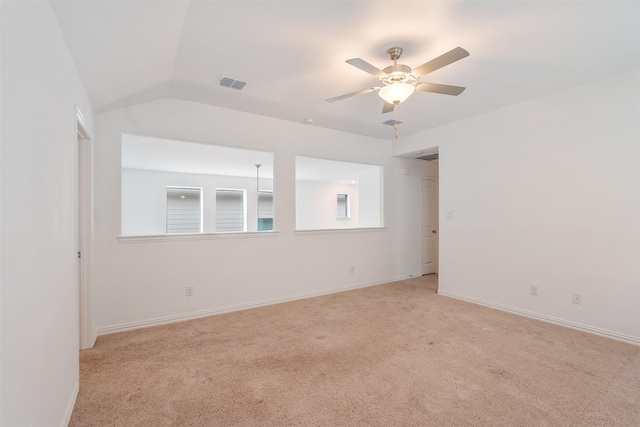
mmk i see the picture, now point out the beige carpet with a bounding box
[70,276,640,426]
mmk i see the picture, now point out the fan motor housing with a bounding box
[383,64,412,82]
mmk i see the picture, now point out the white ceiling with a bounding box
[295,156,380,184]
[122,133,274,179]
[122,133,375,183]
[51,1,640,141]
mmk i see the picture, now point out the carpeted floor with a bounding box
[70,275,640,426]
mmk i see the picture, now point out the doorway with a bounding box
[420,177,438,275]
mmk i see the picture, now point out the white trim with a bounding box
[117,230,279,243]
[77,107,95,350]
[438,290,640,346]
[295,227,386,236]
[60,380,79,427]
[76,107,89,139]
[97,274,411,336]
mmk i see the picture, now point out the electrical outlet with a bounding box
[185,286,194,297]
[530,284,539,296]
[572,292,582,305]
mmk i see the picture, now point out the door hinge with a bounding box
[78,251,81,259]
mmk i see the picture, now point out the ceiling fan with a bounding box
[326,46,469,113]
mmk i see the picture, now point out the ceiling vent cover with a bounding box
[218,76,247,90]
[382,119,402,126]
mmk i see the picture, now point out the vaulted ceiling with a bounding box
[51,1,640,140]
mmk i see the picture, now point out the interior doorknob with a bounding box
[432,230,437,234]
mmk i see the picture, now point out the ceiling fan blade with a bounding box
[412,47,469,78]
[326,87,378,102]
[414,82,466,96]
[382,102,395,114]
[346,58,388,78]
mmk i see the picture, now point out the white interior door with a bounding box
[421,178,437,275]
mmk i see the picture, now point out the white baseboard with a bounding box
[438,290,640,346]
[61,380,79,427]
[97,275,412,336]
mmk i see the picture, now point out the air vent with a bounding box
[417,153,439,161]
[382,120,402,126]
[218,76,247,90]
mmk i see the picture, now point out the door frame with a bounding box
[420,176,439,275]
[77,107,95,349]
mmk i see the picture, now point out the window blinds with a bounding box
[337,194,348,218]
[166,187,202,234]
[216,189,244,232]
[258,191,273,219]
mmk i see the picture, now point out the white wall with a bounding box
[122,168,274,235]
[395,69,640,343]
[295,181,359,230]
[358,167,383,227]
[1,1,94,426]
[94,98,431,334]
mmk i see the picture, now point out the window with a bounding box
[216,189,245,232]
[295,156,383,230]
[337,194,349,219]
[166,187,202,234]
[120,133,274,236]
[258,191,274,231]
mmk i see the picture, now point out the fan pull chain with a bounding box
[393,108,399,139]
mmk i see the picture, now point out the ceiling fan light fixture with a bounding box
[378,83,415,105]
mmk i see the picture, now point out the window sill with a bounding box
[117,230,279,243]
[295,227,386,236]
